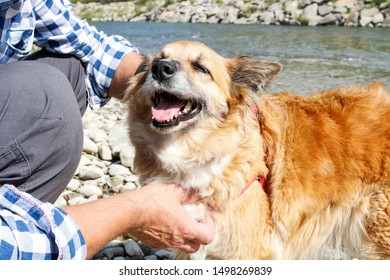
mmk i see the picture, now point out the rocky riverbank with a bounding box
[72,0,390,27]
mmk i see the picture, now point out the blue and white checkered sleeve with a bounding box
[33,0,138,109]
[0,185,86,260]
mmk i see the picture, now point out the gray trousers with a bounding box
[0,51,87,203]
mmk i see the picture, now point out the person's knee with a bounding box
[26,51,87,115]
[0,61,81,143]
[0,61,84,202]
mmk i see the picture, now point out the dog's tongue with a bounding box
[152,100,186,122]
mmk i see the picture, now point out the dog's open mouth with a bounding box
[151,92,202,128]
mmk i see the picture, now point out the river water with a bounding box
[92,21,389,95]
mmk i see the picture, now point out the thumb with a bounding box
[191,216,215,245]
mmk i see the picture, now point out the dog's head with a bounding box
[126,41,281,135]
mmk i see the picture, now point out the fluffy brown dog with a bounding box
[124,41,390,260]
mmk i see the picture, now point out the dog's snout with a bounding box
[151,59,177,82]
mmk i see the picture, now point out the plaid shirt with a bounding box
[0,184,86,260]
[0,0,138,109]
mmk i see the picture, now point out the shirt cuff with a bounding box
[0,184,86,260]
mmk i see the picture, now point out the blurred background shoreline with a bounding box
[70,0,390,27]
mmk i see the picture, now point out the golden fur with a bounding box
[124,41,390,259]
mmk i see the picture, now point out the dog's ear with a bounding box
[228,56,282,92]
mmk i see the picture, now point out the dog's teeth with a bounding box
[182,102,192,114]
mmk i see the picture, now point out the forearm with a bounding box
[63,191,141,259]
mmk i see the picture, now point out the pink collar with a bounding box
[207,103,267,210]
[237,175,267,198]
[236,104,267,197]
[207,175,267,211]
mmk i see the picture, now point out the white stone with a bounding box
[119,182,138,193]
[284,0,299,13]
[86,194,99,202]
[109,164,131,176]
[54,195,67,208]
[61,191,81,201]
[78,185,103,198]
[360,7,379,18]
[318,5,333,16]
[335,0,355,9]
[372,13,384,24]
[83,137,98,154]
[302,4,318,20]
[66,178,81,191]
[259,11,274,24]
[79,155,92,167]
[88,129,109,143]
[124,174,140,183]
[98,143,113,161]
[78,165,105,180]
[68,195,89,206]
[307,15,322,26]
[109,124,132,157]
[83,176,107,187]
[119,145,135,168]
[360,16,372,26]
[318,14,338,25]
[108,175,125,187]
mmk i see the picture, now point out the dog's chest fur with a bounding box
[152,139,232,193]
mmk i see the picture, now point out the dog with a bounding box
[124,41,390,260]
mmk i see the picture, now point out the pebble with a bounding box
[66,178,80,191]
[108,164,132,176]
[87,129,109,143]
[102,246,125,259]
[77,185,103,198]
[78,165,105,180]
[119,146,136,168]
[119,182,138,193]
[83,137,98,154]
[68,195,89,206]
[153,249,178,260]
[98,142,113,161]
[124,239,144,256]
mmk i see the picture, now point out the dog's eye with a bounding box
[192,62,209,74]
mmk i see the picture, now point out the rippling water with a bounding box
[92,21,390,95]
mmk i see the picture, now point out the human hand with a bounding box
[128,183,214,253]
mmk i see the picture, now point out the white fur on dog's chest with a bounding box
[155,142,231,192]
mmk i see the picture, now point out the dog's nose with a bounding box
[151,59,177,82]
